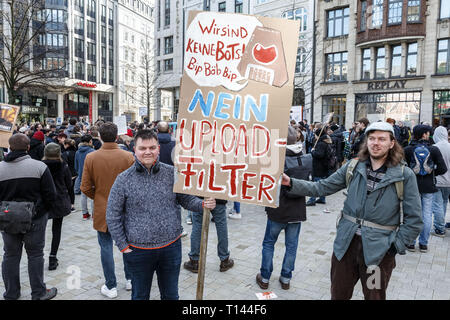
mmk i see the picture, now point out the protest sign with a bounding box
[0,104,20,148]
[113,115,127,136]
[174,11,300,208]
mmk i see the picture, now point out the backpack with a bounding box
[409,144,434,176]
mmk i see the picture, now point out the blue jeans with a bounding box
[307,177,326,204]
[432,187,450,232]
[260,219,301,282]
[411,193,434,246]
[189,204,230,261]
[233,202,240,213]
[81,192,93,214]
[123,239,182,300]
[97,231,131,289]
[74,175,81,194]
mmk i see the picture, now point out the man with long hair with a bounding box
[281,122,423,300]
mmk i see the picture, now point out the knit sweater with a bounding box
[106,159,203,252]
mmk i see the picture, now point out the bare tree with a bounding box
[0,0,67,104]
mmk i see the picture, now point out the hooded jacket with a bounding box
[287,160,423,266]
[432,126,450,188]
[404,139,447,193]
[42,159,72,219]
[157,132,175,166]
[74,143,95,177]
[266,143,307,223]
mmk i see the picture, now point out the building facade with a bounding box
[314,0,450,129]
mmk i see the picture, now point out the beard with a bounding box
[369,149,389,160]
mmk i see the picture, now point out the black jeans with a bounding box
[1,214,48,300]
[50,217,63,257]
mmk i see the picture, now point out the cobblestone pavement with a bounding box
[0,191,449,300]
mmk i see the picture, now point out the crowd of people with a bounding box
[0,114,449,300]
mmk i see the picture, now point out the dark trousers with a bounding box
[1,214,48,300]
[50,217,63,257]
[123,238,182,300]
[330,235,396,300]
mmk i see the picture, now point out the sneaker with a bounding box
[125,280,132,291]
[183,258,199,273]
[445,222,450,229]
[186,217,192,225]
[419,244,428,253]
[181,230,189,237]
[219,257,234,272]
[71,205,75,211]
[101,285,118,299]
[315,199,326,204]
[405,244,415,252]
[305,201,316,207]
[33,287,57,300]
[256,273,269,290]
[82,213,91,220]
[323,208,331,213]
[432,229,446,238]
[228,213,242,220]
[279,278,290,290]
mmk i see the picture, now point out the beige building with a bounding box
[314,0,450,129]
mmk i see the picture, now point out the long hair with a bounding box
[357,132,404,168]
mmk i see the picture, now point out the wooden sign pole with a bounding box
[196,208,211,300]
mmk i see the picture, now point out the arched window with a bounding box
[282,7,307,32]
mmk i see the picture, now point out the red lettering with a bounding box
[180,164,196,188]
[198,170,205,189]
[241,172,257,200]
[252,124,270,157]
[258,174,276,202]
[199,120,212,152]
[221,123,236,153]
[221,164,246,196]
[212,120,219,154]
[235,124,248,157]
[179,119,197,151]
[208,160,225,192]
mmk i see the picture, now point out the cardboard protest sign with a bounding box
[0,104,20,148]
[173,11,300,208]
[113,115,127,136]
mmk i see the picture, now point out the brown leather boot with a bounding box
[219,257,234,272]
[183,258,199,273]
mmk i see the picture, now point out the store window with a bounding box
[64,92,89,119]
[322,95,346,125]
[433,90,450,127]
[355,92,421,127]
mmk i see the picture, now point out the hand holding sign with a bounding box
[202,197,216,210]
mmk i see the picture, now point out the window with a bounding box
[87,64,96,82]
[109,47,113,66]
[75,61,84,79]
[375,47,385,78]
[361,48,371,79]
[75,0,84,12]
[164,58,173,71]
[235,0,242,13]
[322,96,346,125]
[372,0,383,28]
[109,8,113,26]
[282,8,307,32]
[295,47,307,73]
[325,52,347,82]
[45,33,67,47]
[101,5,106,22]
[157,39,160,56]
[87,0,96,18]
[388,0,402,24]
[390,45,402,77]
[101,26,106,43]
[164,0,170,26]
[109,28,113,45]
[407,0,420,22]
[164,36,173,54]
[87,20,96,39]
[101,46,106,65]
[433,91,450,125]
[327,7,349,37]
[437,39,450,74]
[218,1,226,12]
[441,0,450,19]
[75,38,84,58]
[406,42,417,75]
[74,15,84,35]
[204,0,210,11]
[361,1,367,31]
[109,68,114,85]
[101,67,106,84]
[87,42,96,61]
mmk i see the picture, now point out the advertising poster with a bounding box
[0,104,20,148]
[173,11,300,208]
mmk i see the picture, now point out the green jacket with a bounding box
[288,160,423,266]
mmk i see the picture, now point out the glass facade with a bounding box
[64,92,90,119]
[355,92,421,127]
[322,95,346,125]
[433,90,450,127]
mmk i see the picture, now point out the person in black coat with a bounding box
[29,131,45,161]
[62,138,78,203]
[42,143,73,271]
[157,121,175,166]
[256,126,308,290]
[306,128,333,206]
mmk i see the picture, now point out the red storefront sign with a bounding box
[76,81,97,88]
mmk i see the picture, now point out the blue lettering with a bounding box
[214,92,232,120]
[243,94,268,122]
[188,89,215,117]
[233,95,241,120]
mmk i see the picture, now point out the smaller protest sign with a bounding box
[113,115,127,135]
[0,104,20,148]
